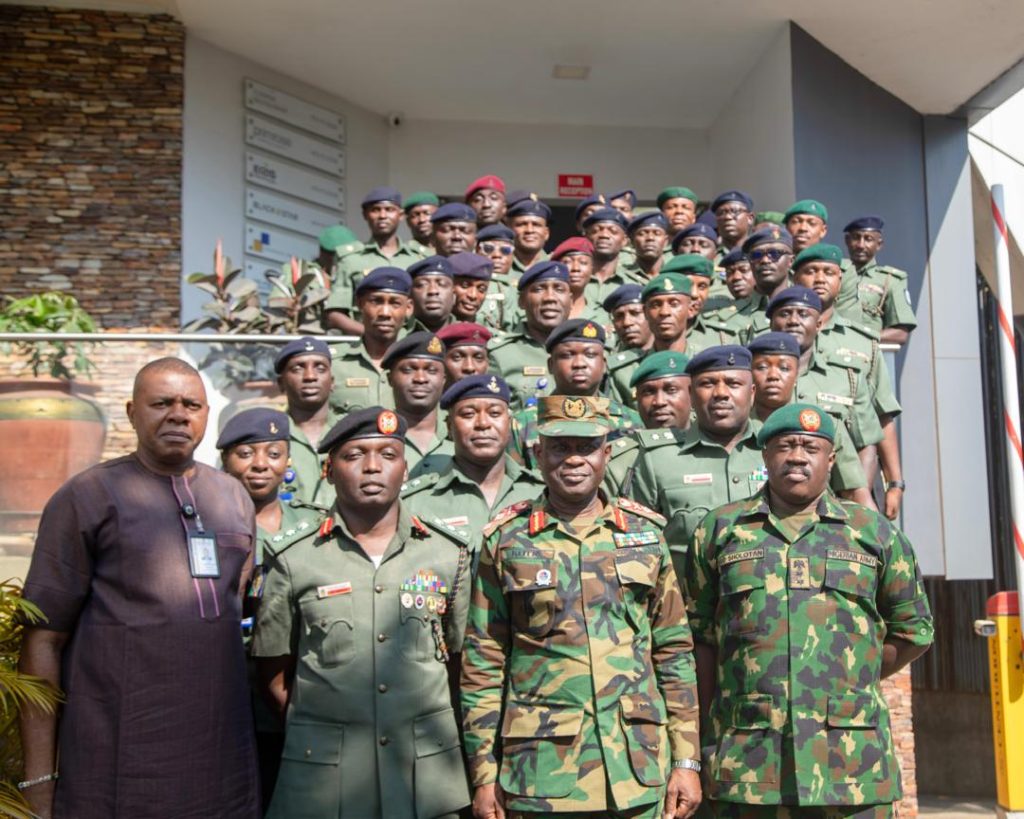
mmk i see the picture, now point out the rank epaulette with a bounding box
[528,509,548,535]
[482,500,531,537]
[416,516,472,546]
[318,517,334,538]
[264,519,317,560]
[610,507,629,531]
[635,427,685,450]
[617,497,667,527]
[410,515,430,538]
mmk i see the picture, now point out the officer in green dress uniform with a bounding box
[407,255,458,333]
[710,190,755,264]
[629,346,767,572]
[583,206,644,305]
[573,193,608,234]
[431,202,479,257]
[466,174,507,227]
[549,236,606,324]
[623,210,670,280]
[684,403,933,818]
[402,374,544,554]
[253,407,471,819]
[489,260,573,408]
[662,254,742,351]
[753,210,786,230]
[461,395,703,819]
[703,248,757,337]
[741,226,795,341]
[315,224,361,280]
[448,251,495,327]
[507,319,642,469]
[604,284,652,405]
[436,321,492,387]
[404,191,440,255]
[783,198,830,254]
[475,223,522,331]
[658,186,700,236]
[507,195,551,275]
[670,223,732,313]
[329,267,411,415]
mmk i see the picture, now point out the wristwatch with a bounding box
[886,480,906,492]
[672,758,701,771]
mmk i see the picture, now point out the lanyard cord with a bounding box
[170,474,220,619]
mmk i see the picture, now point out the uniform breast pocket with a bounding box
[662,484,714,545]
[299,595,355,668]
[824,547,880,632]
[399,592,442,663]
[717,550,766,636]
[502,551,559,639]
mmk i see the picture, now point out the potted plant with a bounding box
[0,579,62,819]
[0,292,107,536]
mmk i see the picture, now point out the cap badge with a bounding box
[727,352,736,365]
[378,410,399,435]
[663,278,674,291]
[799,409,822,432]
[597,194,606,204]
[563,397,587,419]
[269,422,279,434]
[668,357,677,369]
[771,229,780,240]
[487,376,500,394]
[426,336,443,355]
[582,323,598,338]
[529,192,538,202]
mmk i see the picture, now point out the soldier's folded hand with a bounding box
[472,782,506,819]
[664,768,702,819]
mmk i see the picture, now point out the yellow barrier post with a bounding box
[983,592,1024,818]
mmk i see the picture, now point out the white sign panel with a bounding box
[246,187,337,238]
[245,79,345,144]
[245,222,318,264]
[245,114,344,176]
[244,256,283,283]
[245,151,344,210]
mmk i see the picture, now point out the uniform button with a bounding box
[732,476,740,484]
[378,683,388,693]
[375,584,384,593]
[377,633,387,642]
[379,736,389,746]
[304,749,312,758]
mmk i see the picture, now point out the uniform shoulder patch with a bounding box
[616,496,667,526]
[264,520,319,560]
[483,500,532,537]
[877,264,908,279]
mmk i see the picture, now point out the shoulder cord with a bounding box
[434,542,469,663]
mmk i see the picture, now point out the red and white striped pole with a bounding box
[991,184,1024,621]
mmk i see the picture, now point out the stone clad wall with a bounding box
[0,6,184,327]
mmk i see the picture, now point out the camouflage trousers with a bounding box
[507,807,661,819]
[706,802,895,819]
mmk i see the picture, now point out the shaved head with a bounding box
[133,357,202,401]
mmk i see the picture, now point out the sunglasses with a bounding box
[479,243,514,256]
[749,248,791,262]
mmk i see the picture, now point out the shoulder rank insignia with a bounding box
[483,500,531,537]
[610,507,629,531]
[318,518,334,539]
[528,509,549,535]
[410,515,430,538]
[617,497,667,527]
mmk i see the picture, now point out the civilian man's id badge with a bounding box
[188,535,220,578]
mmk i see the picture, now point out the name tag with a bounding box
[827,548,878,568]
[317,581,353,599]
[441,515,470,527]
[720,547,764,566]
[817,392,854,407]
[346,377,370,387]
[522,366,546,376]
[683,473,713,485]
[188,535,220,578]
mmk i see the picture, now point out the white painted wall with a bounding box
[181,34,390,323]
[386,119,711,204]
[707,26,795,212]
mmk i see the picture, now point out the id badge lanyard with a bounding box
[171,474,221,620]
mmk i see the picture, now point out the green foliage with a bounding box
[0,292,98,381]
[0,579,62,819]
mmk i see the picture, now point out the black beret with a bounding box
[518,260,569,291]
[844,215,884,233]
[766,286,823,318]
[742,226,793,253]
[573,193,607,222]
[627,211,669,235]
[721,248,748,268]
[476,224,515,243]
[448,251,493,280]
[317,406,407,454]
[431,203,477,224]
[274,336,331,373]
[507,196,552,221]
[670,222,718,254]
[685,345,752,376]
[217,408,290,450]
[355,266,412,297]
[439,373,511,409]
[408,255,454,279]
[747,331,800,358]
[711,190,754,212]
[381,331,446,369]
[582,207,629,231]
[362,186,402,207]
[602,283,643,313]
[544,318,606,351]
[608,189,637,206]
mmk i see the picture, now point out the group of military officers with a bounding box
[19,174,933,819]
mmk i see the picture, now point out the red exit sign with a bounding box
[558,174,594,198]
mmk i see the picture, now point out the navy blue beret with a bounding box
[582,207,628,231]
[608,189,637,206]
[476,224,515,243]
[742,226,793,253]
[318,406,408,454]
[766,286,823,318]
[518,260,569,291]
[217,408,290,450]
[274,336,331,373]
[355,266,412,297]
[361,186,402,207]
[448,251,493,280]
[544,318,606,351]
[696,209,717,227]
[671,222,718,254]
[602,283,643,313]
[721,248,748,268]
[430,202,477,224]
[504,190,533,209]
[408,255,454,279]
[748,331,800,358]
[439,373,511,409]
[685,345,752,375]
[844,215,884,233]
[711,190,754,212]
[381,331,446,369]
[507,196,552,222]
[573,193,607,222]
[627,211,669,235]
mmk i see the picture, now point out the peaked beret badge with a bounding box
[582,323,598,338]
[426,336,443,355]
[269,421,279,434]
[799,409,821,432]
[487,376,500,393]
[378,410,399,435]
[563,397,587,418]
[303,341,315,351]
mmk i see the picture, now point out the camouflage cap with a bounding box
[535,395,612,438]
[757,402,836,446]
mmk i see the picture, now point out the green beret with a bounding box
[756,402,836,447]
[629,350,691,388]
[404,191,440,211]
[662,253,714,278]
[318,224,360,253]
[641,272,693,301]
[657,186,698,207]
[784,199,829,223]
[792,242,844,269]
[755,210,786,226]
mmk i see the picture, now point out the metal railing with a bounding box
[0,332,359,343]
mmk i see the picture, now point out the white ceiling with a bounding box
[12,0,1024,128]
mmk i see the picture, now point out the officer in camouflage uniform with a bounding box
[684,403,933,817]
[461,396,703,819]
[253,407,472,819]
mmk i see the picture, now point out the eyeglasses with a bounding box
[479,242,514,256]
[749,248,791,262]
